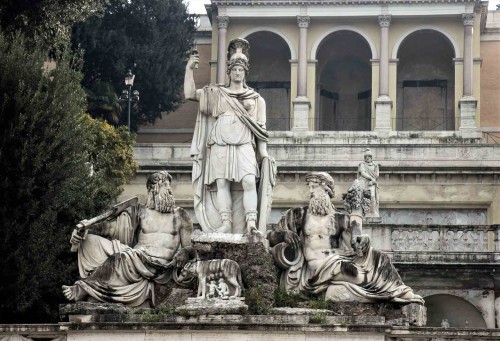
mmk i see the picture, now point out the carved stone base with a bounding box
[459,96,479,137]
[374,96,392,135]
[191,231,268,247]
[176,297,248,316]
[292,96,311,131]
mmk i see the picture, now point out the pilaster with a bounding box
[293,15,311,132]
[374,14,392,134]
[216,15,229,85]
[459,13,478,135]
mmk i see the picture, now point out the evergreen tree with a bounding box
[0,31,137,322]
[0,0,104,55]
[72,0,197,130]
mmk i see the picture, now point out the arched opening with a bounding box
[425,294,487,328]
[245,31,292,131]
[396,30,455,131]
[315,30,372,131]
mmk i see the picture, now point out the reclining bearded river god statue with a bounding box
[62,171,194,308]
[268,172,424,304]
[184,38,276,235]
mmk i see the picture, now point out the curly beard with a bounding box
[309,191,332,216]
[146,185,175,213]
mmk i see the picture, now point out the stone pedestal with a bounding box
[191,232,278,314]
[176,297,248,316]
[459,96,478,136]
[402,303,427,327]
[292,96,311,131]
[374,96,392,135]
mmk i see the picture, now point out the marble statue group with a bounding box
[62,38,423,309]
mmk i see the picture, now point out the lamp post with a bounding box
[120,70,140,131]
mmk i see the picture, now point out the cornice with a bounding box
[212,0,477,5]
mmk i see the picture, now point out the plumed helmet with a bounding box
[305,172,335,198]
[226,38,250,74]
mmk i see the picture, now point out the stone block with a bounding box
[324,315,385,325]
[175,297,248,316]
[402,303,427,327]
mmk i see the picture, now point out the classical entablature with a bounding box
[206,0,488,135]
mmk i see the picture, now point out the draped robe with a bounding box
[268,207,424,304]
[190,85,275,233]
[74,205,191,307]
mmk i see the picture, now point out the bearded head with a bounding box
[146,171,175,213]
[305,172,335,216]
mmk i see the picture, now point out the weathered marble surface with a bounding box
[268,172,424,305]
[380,208,487,225]
[175,297,248,316]
[184,38,275,235]
[62,171,193,307]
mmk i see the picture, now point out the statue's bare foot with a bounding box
[62,284,87,302]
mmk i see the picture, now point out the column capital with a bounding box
[378,14,392,27]
[462,13,475,26]
[216,15,230,29]
[297,15,310,29]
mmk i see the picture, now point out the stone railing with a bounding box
[365,224,500,253]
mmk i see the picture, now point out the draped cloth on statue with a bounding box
[190,85,273,233]
[305,247,422,303]
[75,207,178,307]
[269,206,423,304]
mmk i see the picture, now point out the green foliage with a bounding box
[0,30,136,322]
[82,115,138,208]
[245,287,270,315]
[0,0,104,55]
[309,312,327,324]
[85,81,122,124]
[71,0,197,129]
[274,289,301,308]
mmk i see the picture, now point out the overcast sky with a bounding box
[185,0,500,14]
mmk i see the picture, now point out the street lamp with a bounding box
[120,69,140,131]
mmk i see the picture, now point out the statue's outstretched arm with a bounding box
[184,54,202,101]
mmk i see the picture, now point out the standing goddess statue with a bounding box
[184,38,275,235]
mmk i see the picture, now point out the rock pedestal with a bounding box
[191,232,278,314]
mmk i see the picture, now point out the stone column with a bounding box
[292,15,311,132]
[374,15,392,134]
[216,15,229,85]
[459,13,478,135]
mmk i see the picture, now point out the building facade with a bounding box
[126,0,500,330]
